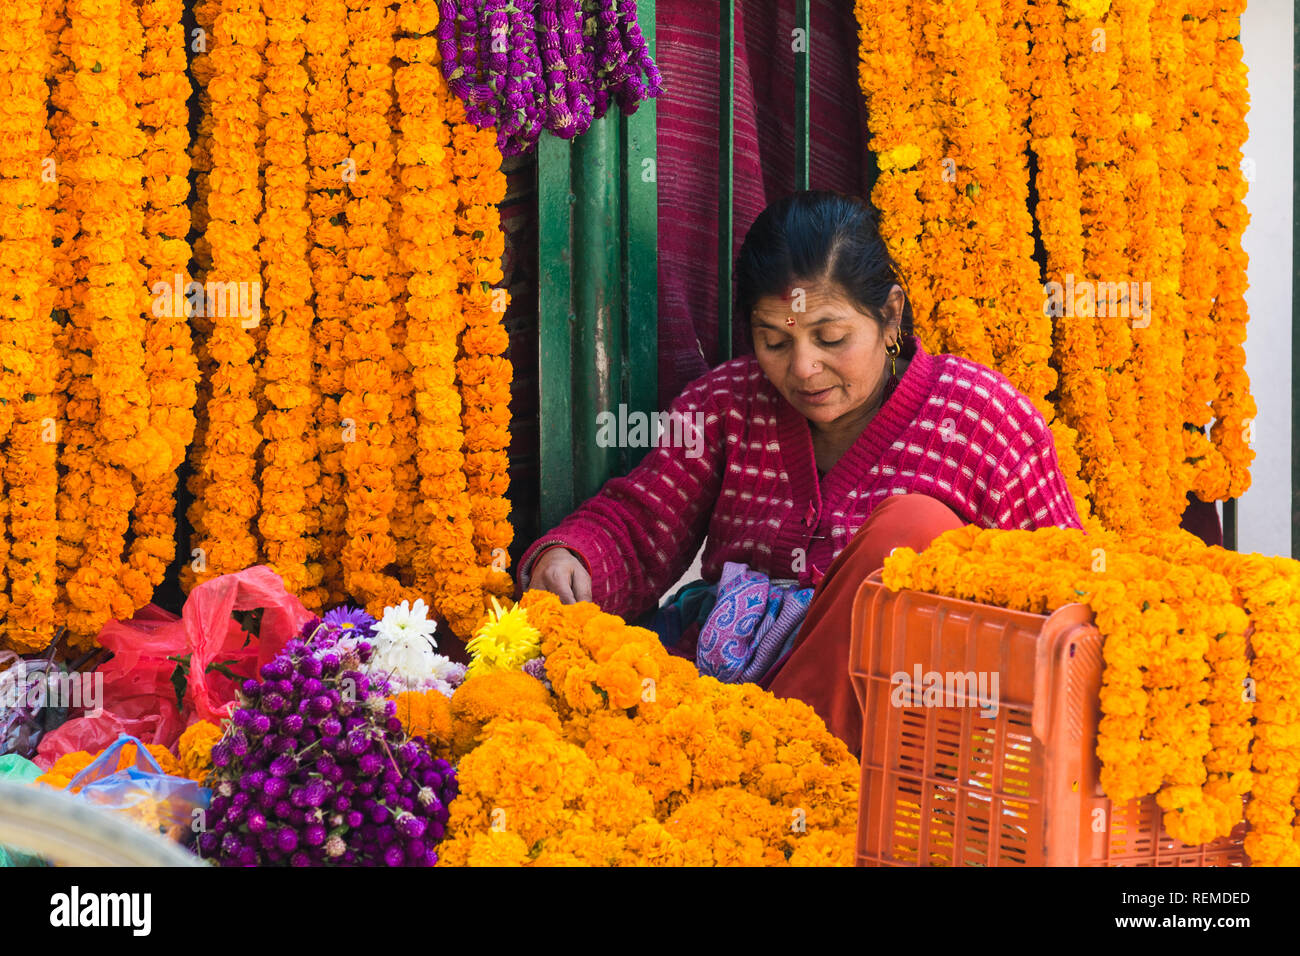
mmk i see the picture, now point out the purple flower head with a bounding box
[211,741,232,768]
[322,605,377,638]
[522,656,548,684]
[261,658,292,681]
[297,617,324,640]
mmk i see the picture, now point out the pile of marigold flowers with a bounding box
[436,590,860,866]
[882,523,1300,867]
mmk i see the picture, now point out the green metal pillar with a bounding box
[537,0,659,532]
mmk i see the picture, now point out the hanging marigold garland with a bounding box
[1143,1,1194,534]
[385,85,420,578]
[1195,0,1255,502]
[1112,0,1176,533]
[62,0,151,643]
[131,0,198,600]
[185,0,220,566]
[0,0,58,653]
[854,0,933,342]
[856,0,1254,535]
[913,0,996,372]
[258,0,326,608]
[451,106,515,602]
[339,0,417,613]
[1024,0,1099,528]
[304,0,352,608]
[393,0,486,637]
[183,0,266,588]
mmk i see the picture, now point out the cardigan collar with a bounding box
[772,333,939,501]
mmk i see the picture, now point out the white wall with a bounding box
[1237,0,1293,558]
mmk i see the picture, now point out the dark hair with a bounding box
[735,190,914,339]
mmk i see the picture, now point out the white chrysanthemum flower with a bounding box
[368,599,440,687]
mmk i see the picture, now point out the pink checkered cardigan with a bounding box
[518,336,1084,623]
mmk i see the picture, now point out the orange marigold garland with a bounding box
[339,0,415,612]
[943,0,1057,422]
[259,0,326,607]
[1026,0,1099,527]
[1196,0,1254,502]
[46,0,93,640]
[913,0,994,369]
[1112,0,1175,533]
[881,525,1300,864]
[131,0,199,600]
[0,0,58,653]
[451,116,514,601]
[185,0,220,563]
[1064,3,1143,534]
[304,0,351,607]
[1143,1,1195,533]
[62,0,152,642]
[1177,3,1223,493]
[855,0,934,344]
[394,0,488,638]
[1206,551,1300,867]
[184,0,266,588]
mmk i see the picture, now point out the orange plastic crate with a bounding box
[849,570,1247,866]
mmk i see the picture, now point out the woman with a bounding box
[517,190,1083,755]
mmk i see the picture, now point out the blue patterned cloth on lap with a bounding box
[639,563,814,684]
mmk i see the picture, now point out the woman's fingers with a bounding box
[553,579,576,604]
[532,549,582,603]
[573,566,593,603]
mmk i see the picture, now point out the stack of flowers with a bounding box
[436,0,664,155]
[198,616,459,866]
[436,590,860,866]
[882,523,1300,867]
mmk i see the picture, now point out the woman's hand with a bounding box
[528,548,593,604]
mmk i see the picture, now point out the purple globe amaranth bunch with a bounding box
[438,0,498,126]
[611,0,662,113]
[537,0,589,140]
[436,0,663,154]
[198,629,458,867]
[505,0,546,151]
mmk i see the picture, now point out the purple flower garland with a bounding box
[436,0,664,154]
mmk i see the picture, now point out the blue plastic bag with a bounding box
[60,734,211,846]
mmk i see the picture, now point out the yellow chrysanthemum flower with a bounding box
[464,597,542,678]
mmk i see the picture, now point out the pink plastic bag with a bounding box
[36,566,314,768]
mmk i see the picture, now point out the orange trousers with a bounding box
[760,493,967,758]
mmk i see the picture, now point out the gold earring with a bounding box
[886,338,900,377]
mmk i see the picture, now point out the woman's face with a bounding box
[750,279,902,430]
